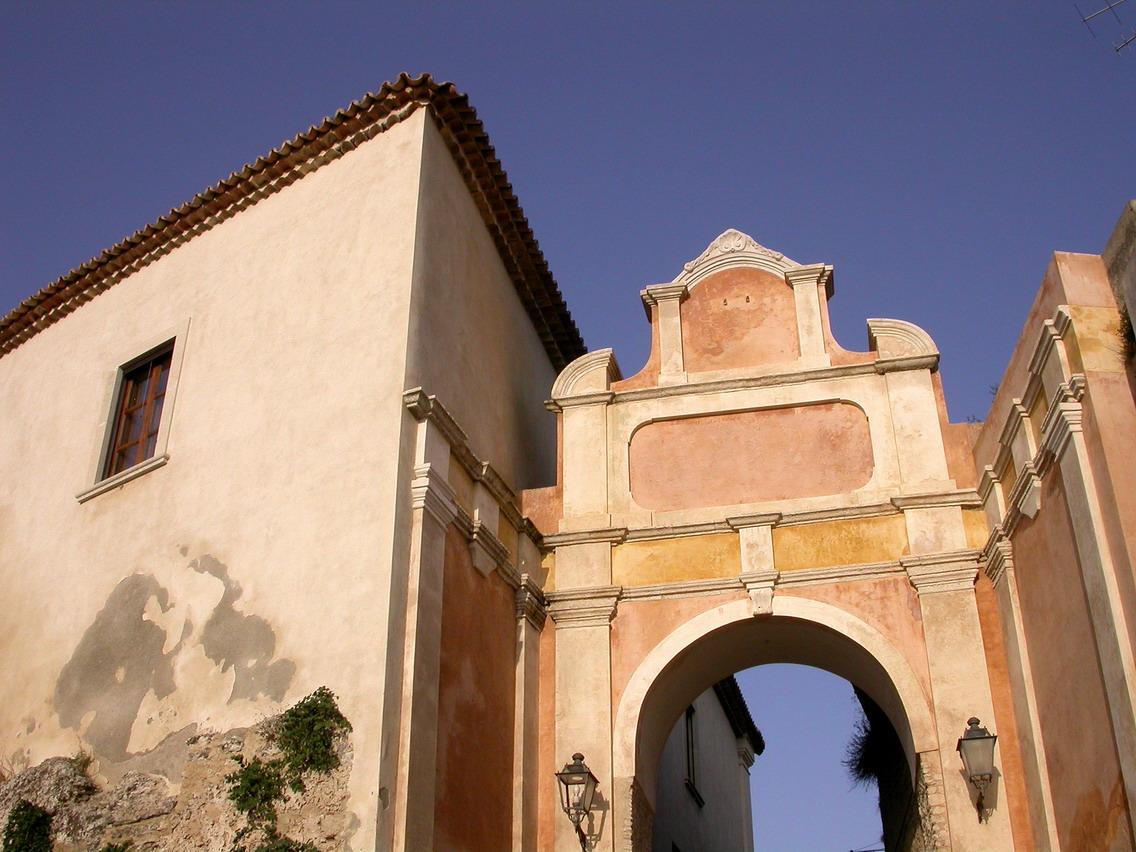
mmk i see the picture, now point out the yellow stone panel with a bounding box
[542,552,556,591]
[447,453,475,515]
[963,509,990,550]
[773,514,908,572]
[1027,385,1048,448]
[612,534,740,587]
[1067,306,1126,373]
[498,515,518,566]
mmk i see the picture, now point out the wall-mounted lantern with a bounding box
[957,717,997,822]
[556,752,598,850]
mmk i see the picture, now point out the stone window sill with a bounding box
[76,454,169,503]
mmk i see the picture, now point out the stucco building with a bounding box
[0,74,1133,851]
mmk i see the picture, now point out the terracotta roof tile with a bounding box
[0,73,585,368]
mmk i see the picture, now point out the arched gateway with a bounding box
[531,230,1018,850]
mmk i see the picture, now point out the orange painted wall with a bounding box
[1011,469,1132,849]
[629,403,873,510]
[681,268,799,372]
[434,524,517,851]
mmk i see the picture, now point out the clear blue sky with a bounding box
[2,3,1132,848]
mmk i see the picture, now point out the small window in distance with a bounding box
[683,705,704,806]
[103,344,173,478]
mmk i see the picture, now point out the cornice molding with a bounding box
[784,263,835,299]
[403,387,524,529]
[470,519,510,577]
[547,585,621,628]
[640,282,689,308]
[726,512,783,530]
[620,577,743,601]
[775,561,904,588]
[611,357,936,405]
[543,527,629,547]
[891,490,982,511]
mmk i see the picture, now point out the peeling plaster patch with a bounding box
[53,575,180,762]
[190,556,295,703]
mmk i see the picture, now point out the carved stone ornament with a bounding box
[673,228,801,290]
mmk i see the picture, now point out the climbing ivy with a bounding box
[2,800,52,852]
[272,686,352,791]
[226,687,351,851]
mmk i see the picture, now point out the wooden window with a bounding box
[103,345,173,477]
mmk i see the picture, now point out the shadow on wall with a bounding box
[53,555,295,763]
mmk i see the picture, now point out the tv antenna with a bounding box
[1076,0,1136,52]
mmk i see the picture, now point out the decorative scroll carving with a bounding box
[672,228,801,291]
[684,229,790,270]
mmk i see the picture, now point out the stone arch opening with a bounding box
[612,596,939,849]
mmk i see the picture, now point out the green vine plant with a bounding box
[226,687,351,852]
[2,800,52,852]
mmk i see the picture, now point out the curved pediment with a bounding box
[867,318,939,359]
[673,229,801,290]
[550,348,623,400]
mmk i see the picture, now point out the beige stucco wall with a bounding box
[651,687,754,852]
[0,110,429,850]
[405,115,560,492]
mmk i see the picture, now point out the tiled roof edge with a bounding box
[0,73,585,368]
[713,676,765,756]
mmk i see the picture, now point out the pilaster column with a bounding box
[640,283,688,382]
[983,535,1060,850]
[903,550,1016,850]
[513,573,547,851]
[392,423,457,852]
[548,583,621,852]
[784,264,832,363]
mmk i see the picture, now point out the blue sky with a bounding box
[3,3,1132,848]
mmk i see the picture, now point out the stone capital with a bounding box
[410,463,458,527]
[515,574,548,630]
[901,550,980,595]
[547,585,621,629]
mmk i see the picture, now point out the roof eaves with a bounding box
[0,73,585,368]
